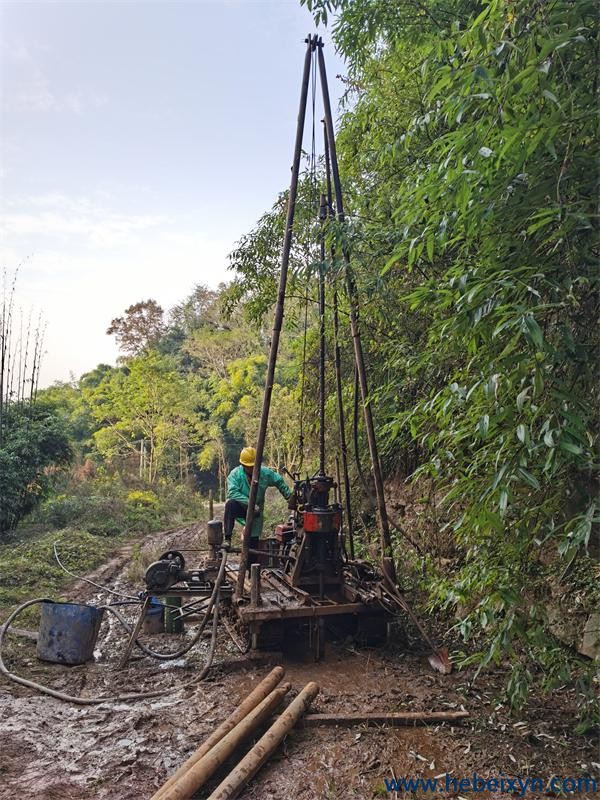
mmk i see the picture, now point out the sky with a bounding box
[0,0,345,387]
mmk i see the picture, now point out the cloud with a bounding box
[2,40,108,114]
[3,40,58,112]
[0,192,233,386]
[0,194,168,246]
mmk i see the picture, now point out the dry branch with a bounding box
[298,710,470,726]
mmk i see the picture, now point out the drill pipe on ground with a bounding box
[206,681,320,800]
[298,710,470,725]
[157,682,292,800]
[151,666,285,800]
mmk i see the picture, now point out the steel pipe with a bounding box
[236,35,316,598]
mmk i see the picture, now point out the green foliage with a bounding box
[31,478,205,537]
[298,0,599,719]
[37,380,97,455]
[25,280,303,516]
[226,173,322,324]
[84,351,202,482]
[34,492,127,537]
[0,403,71,535]
[382,0,597,685]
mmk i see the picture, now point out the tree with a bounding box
[0,402,71,534]
[37,380,95,454]
[0,271,69,535]
[169,284,221,336]
[299,0,600,718]
[107,300,165,357]
[79,363,115,390]
[84,352,202,483]
[195,354,268,491]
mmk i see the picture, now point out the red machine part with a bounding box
[303,509,341,534]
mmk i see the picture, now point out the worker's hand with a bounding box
[254,505,261,517]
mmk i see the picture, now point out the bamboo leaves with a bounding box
[303,0,598,717]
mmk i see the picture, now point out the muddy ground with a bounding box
[0,522,598,799]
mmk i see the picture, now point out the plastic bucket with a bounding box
[36,601,104,665]
[142,597,164,634]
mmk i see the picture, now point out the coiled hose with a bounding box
[107,550,227,663]
[0,551,228,703]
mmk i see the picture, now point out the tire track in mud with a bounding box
[1,515,597,799]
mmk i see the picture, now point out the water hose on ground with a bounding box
[0,551,229,702]
[0,598,168,704]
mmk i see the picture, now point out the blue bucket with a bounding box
[36,601,104,665]
[142,596,164,634]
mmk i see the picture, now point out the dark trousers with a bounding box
[224,499,259,565]
[224,499,248,538]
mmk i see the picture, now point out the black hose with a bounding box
[106,550,228,662]
[0,598,169,705]
[197,574,221,681]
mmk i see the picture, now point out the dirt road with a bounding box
[0,522,597,799]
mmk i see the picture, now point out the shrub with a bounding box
[40,495,88,528]
[0,404,71,536]
[126,489,159,508]
[124,506,162,533]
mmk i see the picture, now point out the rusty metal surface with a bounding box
[236,601,372,624]
[36,601,104,665]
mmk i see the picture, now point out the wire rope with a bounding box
[53,542,140,601]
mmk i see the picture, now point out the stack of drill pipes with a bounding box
[152,678,291,800]
[151,666,284,800]
[206,681,320,800]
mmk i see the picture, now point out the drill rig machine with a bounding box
[131,35,449,671]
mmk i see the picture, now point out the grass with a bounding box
[0,482,210,618]
[0,526,126,613]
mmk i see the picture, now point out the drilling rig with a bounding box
[129,35,450,671]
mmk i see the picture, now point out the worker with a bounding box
[223,446,293,552]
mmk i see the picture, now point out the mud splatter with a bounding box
[0,522,597,799]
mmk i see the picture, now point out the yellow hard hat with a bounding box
[239,447,256,467]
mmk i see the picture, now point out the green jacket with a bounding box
[226,464,291,538]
